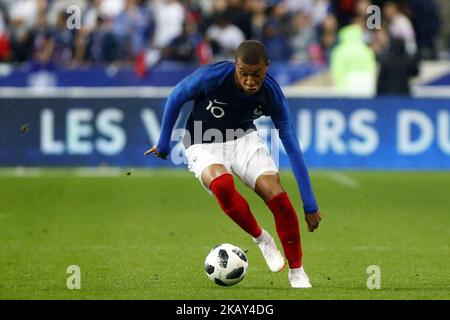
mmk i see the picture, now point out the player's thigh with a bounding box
[236,144,280,192]
[185,144,232,192]
[201,164,230,190]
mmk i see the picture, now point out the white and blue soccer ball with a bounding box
[205,243,248,286]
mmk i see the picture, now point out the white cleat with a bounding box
[253,229,286,272]
[289,267,312,288]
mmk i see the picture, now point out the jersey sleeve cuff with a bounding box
[156,144,170,158]
[304,205,319,214]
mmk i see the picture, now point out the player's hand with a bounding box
[144,146,167,160]
[305,210,321,232]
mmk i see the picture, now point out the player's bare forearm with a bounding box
[144,146,168,160]
[305,210,321,232]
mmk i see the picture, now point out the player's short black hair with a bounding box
[235,40,269,65]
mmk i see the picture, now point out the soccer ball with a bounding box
[204,243,248,286]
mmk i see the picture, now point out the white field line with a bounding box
[8,167,44,177]
[327,171,360,189]
[0,167,190,178]
[301,245,449,252]
[3,241,448,252]
[0,167,122,177]
[74,167,122,177]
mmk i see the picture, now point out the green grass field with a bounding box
[0,168,449,300]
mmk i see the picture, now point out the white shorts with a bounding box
[185,131,278,194]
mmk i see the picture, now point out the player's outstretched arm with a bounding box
[272,122,322,232]
[268,78,321,231]
[281,134,322,232]
[144,145,168,160]
[149,63,229,157]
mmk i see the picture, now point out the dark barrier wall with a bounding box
[1,97,449,169]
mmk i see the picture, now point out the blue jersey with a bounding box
[156,61,318,213]
[183,62,271,146]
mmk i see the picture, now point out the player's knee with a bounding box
[261,185,285,203]
[210,174,250,221]
[266,187,285,202]
[202,164,229,188]
[255,174,285,202]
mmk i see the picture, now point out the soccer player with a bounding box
[145,40,321,288]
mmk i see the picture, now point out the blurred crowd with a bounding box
[0,0,444,94]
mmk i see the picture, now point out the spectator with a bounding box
[243,0,268,41]
[282,0,315,14]
[0,7,11,61]
[268,1,292,41]
[151,0,185,49]
[282,0,329,27]
[52,11,76,66]
[83,0,103,32]
[223,0,253,39]
[289,11,317,63]
[30,15,55,66]
[310,0,331,27]
[72,0,104,63]
[318,13,338,63]
[197,0,227,36]
[330,0,358,29]
[6,0,40,31]
[206,13,245,61]
[85,16,119,63]
[330,23,376,95]
[382,1,417,57]
[161,20,203,63]
[6,0,41,62]
[261,18,291,62]
[112,0,150,61]
[183,0,203,24]
[99,0,126,18]
[47,0,88,26]
[353,0,374,44]
[197,0,227,17]
[0,0,445,68]
[409,0,441,60]
[373,27,417,95]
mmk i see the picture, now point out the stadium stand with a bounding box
[0,0,448,95]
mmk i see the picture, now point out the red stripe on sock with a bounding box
[209,174,262,238]
[266,192,302,269]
